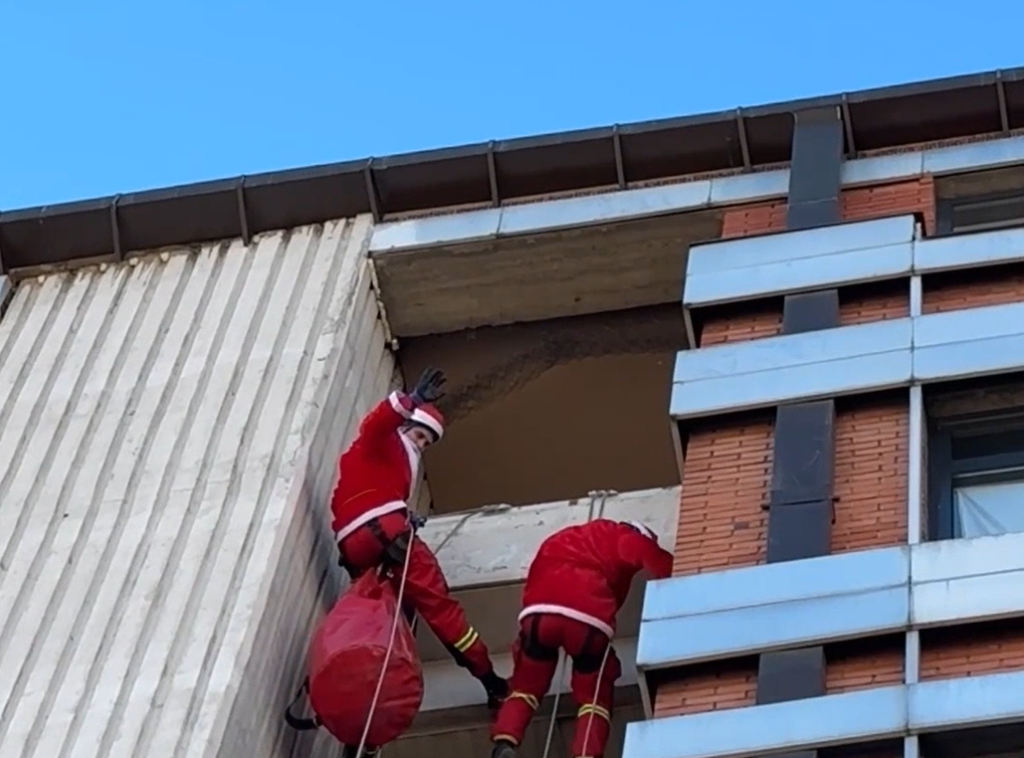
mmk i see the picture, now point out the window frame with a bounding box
[927,412,1024,540]
[936,188,1024,236]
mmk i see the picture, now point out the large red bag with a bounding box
[307,571,424,746]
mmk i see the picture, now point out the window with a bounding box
[937,190,1024,235]
[929,421,1024,540]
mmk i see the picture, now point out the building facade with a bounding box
[4,68,1024,758]
[629,115,1024,758]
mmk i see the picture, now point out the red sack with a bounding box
[307,572,424,746]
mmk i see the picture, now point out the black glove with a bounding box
[410,367,447,405]
[409,513,428,531]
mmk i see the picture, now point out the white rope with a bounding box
[429,503,512,557]
[539,650,568,758]
[352,524,417,758]
[579,644,612,758]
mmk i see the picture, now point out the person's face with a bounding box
[403,425,436,452]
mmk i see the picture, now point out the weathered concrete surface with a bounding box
[0,217,391,758]
[373,210,721,337]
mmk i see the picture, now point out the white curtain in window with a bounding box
[954,479,1024,538]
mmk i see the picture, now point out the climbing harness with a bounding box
[537,639,613,758]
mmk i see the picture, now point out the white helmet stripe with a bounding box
[625,520,657,541]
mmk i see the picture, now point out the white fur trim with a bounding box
[388,390,411,417]
[334,500,407,543]
[519,604,614,638]
[410,407,444,439]
[400,431,421,490]
[625,520,657,542]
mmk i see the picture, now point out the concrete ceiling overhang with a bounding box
[372,210,723,338]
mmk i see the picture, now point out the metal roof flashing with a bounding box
[2,67,1024,276]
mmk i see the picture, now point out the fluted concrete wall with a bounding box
[0,215,395,758]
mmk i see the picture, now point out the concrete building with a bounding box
[3,66,1024,758]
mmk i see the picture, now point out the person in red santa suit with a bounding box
[490,519,673,758]
[331,367,509,715]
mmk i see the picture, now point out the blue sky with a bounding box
[2,1,1023,210]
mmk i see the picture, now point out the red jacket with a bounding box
[330,391,420,538]
[520,519,673,637]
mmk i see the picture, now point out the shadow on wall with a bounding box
[399,304,687,513]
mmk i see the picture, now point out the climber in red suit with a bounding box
[331,367,509,713]
[490,519,673,758]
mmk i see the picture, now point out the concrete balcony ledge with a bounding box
[670,298,1024,420]
[636,530,1024,675]
[624,668,1024,758]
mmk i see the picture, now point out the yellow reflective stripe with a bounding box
[493,735,521,746]
[454,627,479,652]
[577,703,611,722]
[508,691,540,710]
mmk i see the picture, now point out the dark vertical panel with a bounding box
[757,106,845,715]
[756,647,827,704]
[786,107,845,232]
[782,290,840,334]
[928,430,954,540]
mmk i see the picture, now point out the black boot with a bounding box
[491,739,517,758]
[480,670,510,710]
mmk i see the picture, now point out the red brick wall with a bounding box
[653,664,758,718]
[720,177,937,238]
[673,416,772,577]
[921,621,1024,680]
[832,398,908,552]
[827,639,905,693]
[923,262,1024,314]
[699,283,910,349]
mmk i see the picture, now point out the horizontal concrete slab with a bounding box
[639,532,1024,672]
[671,299,1024,419]
[638,547,910,669]
[625,668,1024,758]
[684,215,917,309]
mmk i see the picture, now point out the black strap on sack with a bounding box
[284,677,322,731]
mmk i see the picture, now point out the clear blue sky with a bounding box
[3,1,1023,210]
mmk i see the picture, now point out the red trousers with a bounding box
[491,614,621,758]
[339,510,494,679]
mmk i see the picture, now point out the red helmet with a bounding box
[410,403,445,441]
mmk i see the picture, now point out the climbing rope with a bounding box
[430,503,513,556]
[540,650,568,758]
[579,644,613,758]
[351,519,418,758]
